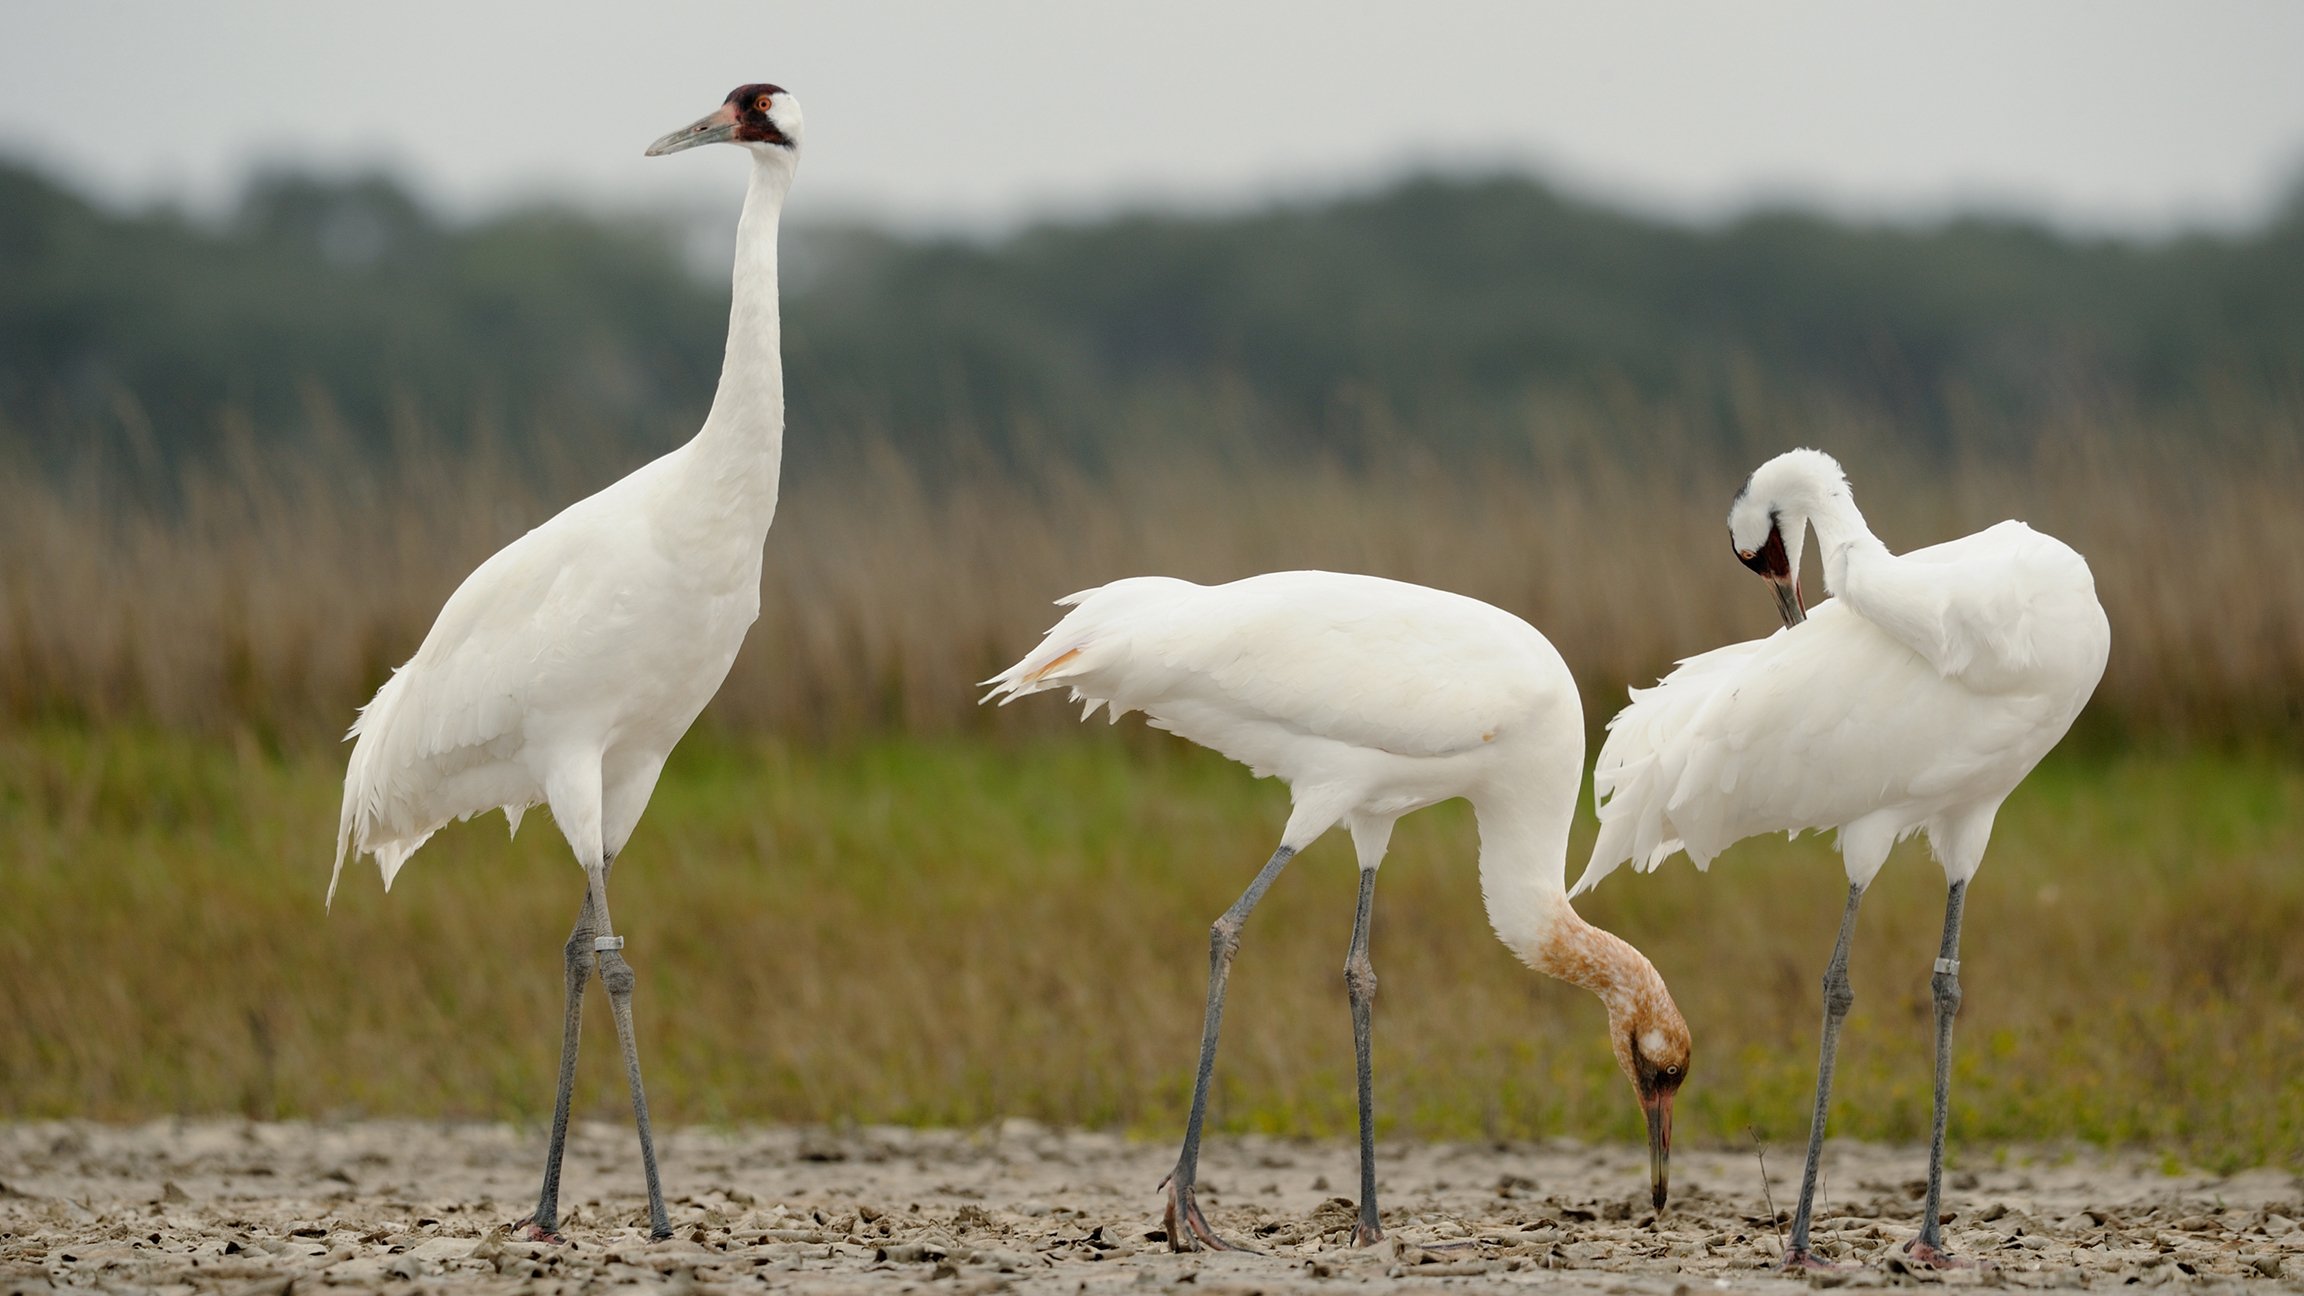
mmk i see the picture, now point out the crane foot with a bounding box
[512,1216,568,1246]
[1162,1177,1257,1254]
[1901,1237,1985,1270]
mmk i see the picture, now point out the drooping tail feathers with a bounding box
[327,667,436,910]
[1569,639,1763,897]
[979,577,1191,724]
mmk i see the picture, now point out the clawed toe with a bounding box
[1901,1237,1985,1270]
[1162,1180,1258,1254]
[512,1216,568,1246]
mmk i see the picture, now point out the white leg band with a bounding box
[594,936,626,953]
[1933,957,1959,976]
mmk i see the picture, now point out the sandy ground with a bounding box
[0,1121,2297,1294]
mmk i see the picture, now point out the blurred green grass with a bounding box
[3,726,2297,1169]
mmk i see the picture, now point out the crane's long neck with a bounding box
[1799,473,1968,672]
[1802,478,1888,599]
[1473,756,1668,1023]
[683,154,793,532]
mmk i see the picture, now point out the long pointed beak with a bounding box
[645,102,739,157]
[1768,574,1806,628]
[1644,1092,1674,1211]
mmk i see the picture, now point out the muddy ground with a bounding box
[1,1121,2297,1293]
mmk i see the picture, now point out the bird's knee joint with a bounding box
[1931,973,1961,1012]
[1344,962,1377,1002]
[599,951,638,997]
[1209,919,1242,963]
[563,930,595,969]
[1822,974,1855,1017]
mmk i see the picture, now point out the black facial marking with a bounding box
[1735,512,1792,579]
[724,82,793,147]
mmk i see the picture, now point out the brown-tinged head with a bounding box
[1541,920,1692,1212]
[645,83,804,158]
[1610,989,1690,1212]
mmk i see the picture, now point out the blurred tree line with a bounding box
[3,155,2301,470]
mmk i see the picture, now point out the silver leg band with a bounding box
[1933,957,1959,976]
[594,936,626,953]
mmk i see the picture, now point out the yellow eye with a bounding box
[756,95,773,112]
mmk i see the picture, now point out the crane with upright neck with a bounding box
[331,83,805,1243]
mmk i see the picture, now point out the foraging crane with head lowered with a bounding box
[988,570,1690,1251]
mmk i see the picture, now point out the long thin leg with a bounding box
[1344,866,1382,1246]
[1906,879,1969,1268]
[1163,844,1296,1253]
[1785,882,1865,1269]
[585,860,673,1241]
[516,871,606,1242]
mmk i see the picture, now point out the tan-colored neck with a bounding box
[1473,775,1670,1022]
[1529,914,1674,1025]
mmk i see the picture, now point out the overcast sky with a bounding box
[4,0,2302,235]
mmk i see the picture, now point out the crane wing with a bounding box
[985,572,1554,765]
[1573,596,2056,896]
[331,503,635,904]
[1842,521,2085,683]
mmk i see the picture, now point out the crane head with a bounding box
[1615,1006,1691,1213]
[1732,512,1805,628]
[646,84,804,157]
[1730,448,1846,629]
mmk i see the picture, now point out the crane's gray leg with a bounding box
[1906,880,1972,1269]
[1163,844,1296,1253]
[1343,866,1384,1246]
[583,859,673,1241]
[516,860,609,1243]
[1785,883,1865,1270]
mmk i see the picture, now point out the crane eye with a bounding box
[755,95,773,111]
[1736,549,1755,561]
[1665,1065,1680,1076]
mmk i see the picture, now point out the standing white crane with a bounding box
[329,84,805,1243]
[985,571,1690,1252]
[1572,448,2108,1270]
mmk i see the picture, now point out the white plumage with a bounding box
[328,85,805,1244]
[1577,462,2108,895]
[991,571,1562,796]
[988,570,1688,1251]
[1572,448,2108,1270]
[331,453,768,900]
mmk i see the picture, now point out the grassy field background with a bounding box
[4,727,2299,1170]
[7,135,2303,1180]
[3,390,2300,1168]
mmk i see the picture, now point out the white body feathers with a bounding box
[1575,461,2109,898]
[985,569,1689,1097]
[331,152,796,905]
[986,571,1580,843]
[985,569,1613,973]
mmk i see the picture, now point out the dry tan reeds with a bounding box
[2,383,2297,745]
